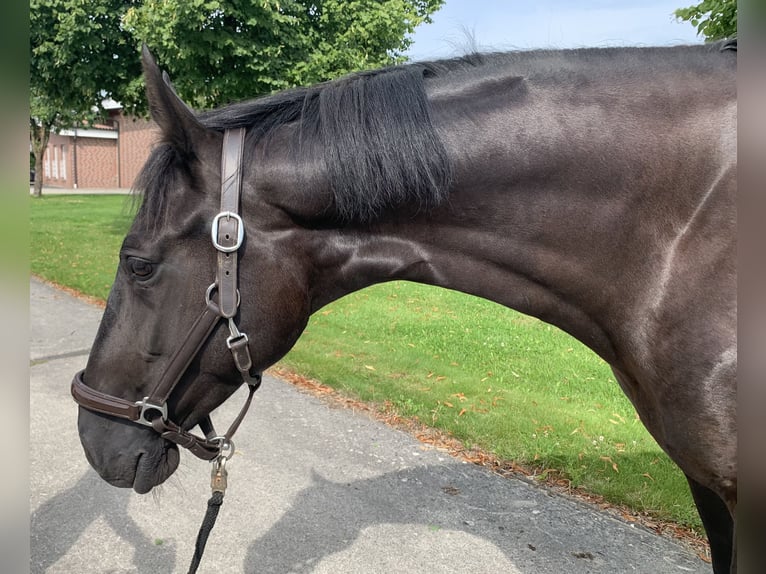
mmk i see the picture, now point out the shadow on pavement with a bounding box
[30,470,177,574]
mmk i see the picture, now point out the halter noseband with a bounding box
[71,128,261,461]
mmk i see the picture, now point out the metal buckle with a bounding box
[226,333,249,350]
[226,317,249,349]
[135,397,168,427]
[211,211,244,253]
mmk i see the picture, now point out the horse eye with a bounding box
[127,257,154,279]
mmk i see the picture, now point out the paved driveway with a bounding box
[30,278,710,573]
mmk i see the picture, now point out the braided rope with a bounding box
[186,491,225,574]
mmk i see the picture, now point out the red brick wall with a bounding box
[75,138,119,188]
[43,113,159,189]
[115,113,159,188]
[41,112,158,189]
[43,132,117,188]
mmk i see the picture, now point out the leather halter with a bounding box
[71,128,261,461]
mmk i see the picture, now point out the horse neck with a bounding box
[297,52,735,366]
[308,182,626,364]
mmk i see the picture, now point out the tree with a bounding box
[122,0,445,109]
[30,0,140,195]
[675,0,737,41]
[29,91,63,198]
[30,1,445,196]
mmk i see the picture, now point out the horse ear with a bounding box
[141,44,207,154]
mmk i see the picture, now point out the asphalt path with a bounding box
[29,277,711,573]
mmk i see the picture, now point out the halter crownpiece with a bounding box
[71,128,261,461]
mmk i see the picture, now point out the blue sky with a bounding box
[405,0,702,60]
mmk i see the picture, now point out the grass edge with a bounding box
[268,363,710,563]
[30,274,711,563]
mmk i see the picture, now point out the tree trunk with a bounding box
[30,120,50,198]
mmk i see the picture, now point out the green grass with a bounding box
[29,194,702,531]
[284,284,700,528]
[30,195,135,300]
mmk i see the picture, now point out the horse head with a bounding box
[74,48,316,493]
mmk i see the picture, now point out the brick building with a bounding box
[42,108,158,189]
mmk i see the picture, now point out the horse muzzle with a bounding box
[76,404,180,494]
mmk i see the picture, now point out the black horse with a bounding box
[72,42,736,572]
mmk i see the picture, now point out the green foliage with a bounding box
[675,0,737,40]
[30,0,444,118]
[29,0,444,192]
[30,0,142,193]
[123,0,445,108]
[30,0,141,117]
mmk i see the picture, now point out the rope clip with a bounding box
[210,438,234,494]
[211,456,228,494]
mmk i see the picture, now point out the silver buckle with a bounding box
[211,211,244,253]
[226,317,248,348]
[135,397,168,427]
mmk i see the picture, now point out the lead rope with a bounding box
[185,371,259,573]
[187,440,234,574]
[187,492,223,574]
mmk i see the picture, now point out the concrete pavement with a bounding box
[30,185,131,195]
[30,277,711,573]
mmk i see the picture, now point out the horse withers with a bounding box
[72,42,737,572]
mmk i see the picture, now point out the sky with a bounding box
[405,0,703,61]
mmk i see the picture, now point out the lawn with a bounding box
[30,194,135,300]
[29,194,702,532]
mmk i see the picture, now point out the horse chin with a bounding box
[86,438,180,494]
[132,442,180,494]
[77,408,180,494]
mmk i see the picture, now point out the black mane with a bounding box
[198,64,454,223]
[136,41,734,224]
